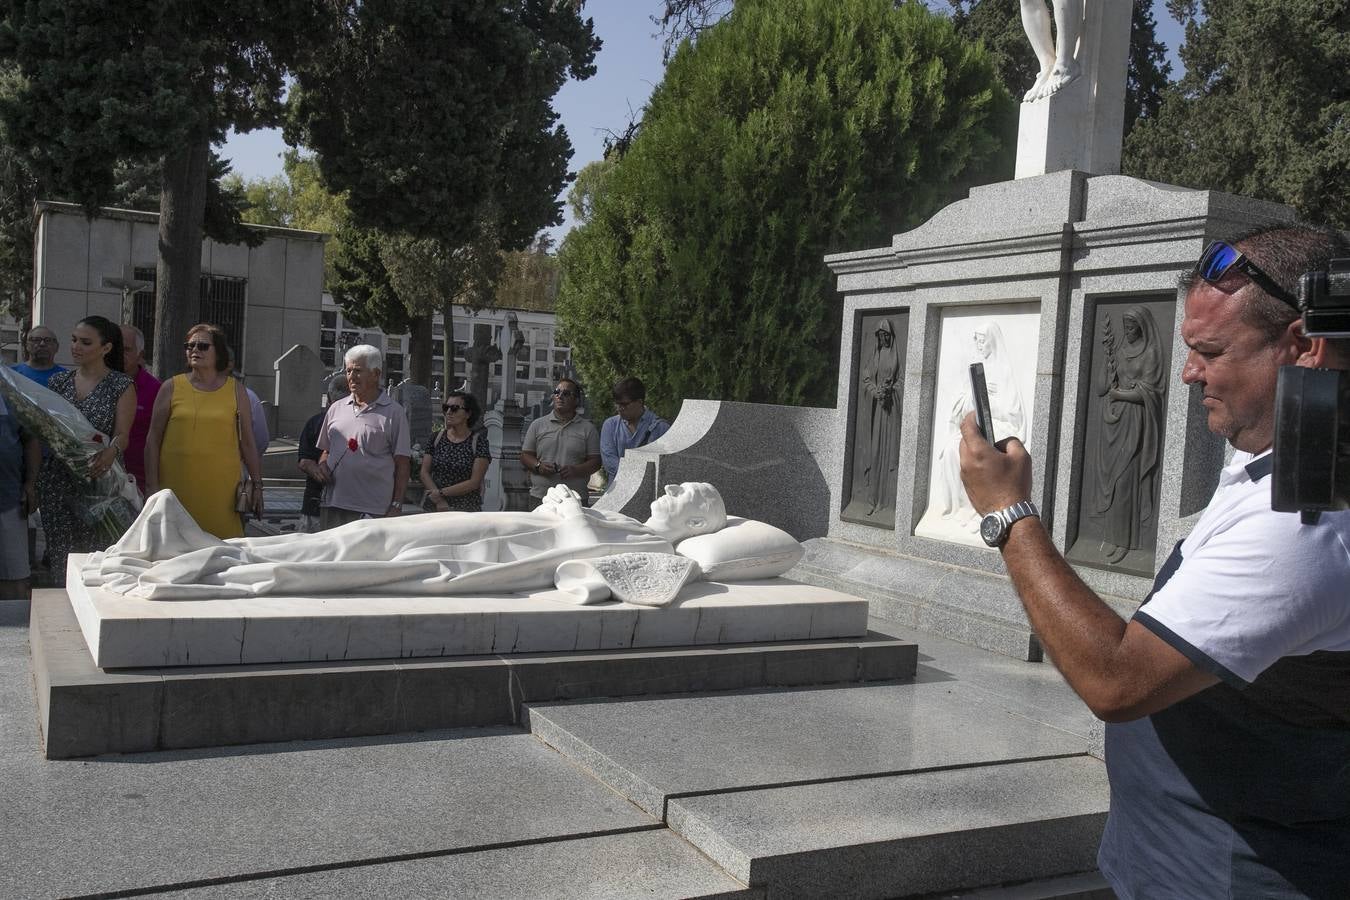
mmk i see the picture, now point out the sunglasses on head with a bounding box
[1195,241,1299,309]
[443,404,465,413]
[184,340,213,352]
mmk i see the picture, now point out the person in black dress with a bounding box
[419,390,491,512]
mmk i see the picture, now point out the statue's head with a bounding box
[645,482,727,542]
[875,318,894,348]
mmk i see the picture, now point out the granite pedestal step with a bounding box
[664,757,1109,899]
[523,670,1107,897]
[29,588,916,759]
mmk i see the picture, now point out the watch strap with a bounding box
[982,499,1039,547]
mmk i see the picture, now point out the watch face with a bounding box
[980,513,1003,546]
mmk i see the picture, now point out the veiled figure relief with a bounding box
[843,311,908,528]
[859,318,902,516]
[1093,305,1165,563]
[932,321,1027,532]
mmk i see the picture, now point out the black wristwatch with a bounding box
[979,500,1039,548]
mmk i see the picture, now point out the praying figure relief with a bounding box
[932,321,1027,532]
[1092,306,1165,564]
[1021,0,1084,101]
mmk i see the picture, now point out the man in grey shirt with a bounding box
[520,377,601,509]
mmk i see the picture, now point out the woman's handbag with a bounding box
[235,479,252,514]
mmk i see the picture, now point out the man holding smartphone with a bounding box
[0,394,40,597]
[959,225,1350,897]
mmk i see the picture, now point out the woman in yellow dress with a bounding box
[145,324,263,538]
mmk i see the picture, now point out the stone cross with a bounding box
[101,264,152,323]
[396,381,434,451]
[1015,0,1132,179]
[465,323,501,408]
[498,312,527,409]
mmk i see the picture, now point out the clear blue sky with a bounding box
[221,1,1185,242]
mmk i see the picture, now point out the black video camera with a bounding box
[1272,258,1350,520]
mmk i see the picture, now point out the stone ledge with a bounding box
[30,589,917,759]
[666,756,1109,898]
[791,543,1043,661]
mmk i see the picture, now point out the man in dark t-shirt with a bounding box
[296,376,348,533]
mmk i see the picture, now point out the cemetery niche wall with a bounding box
[841,309,908,528]
[793,172,1298,660]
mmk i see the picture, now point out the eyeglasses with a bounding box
[443,404,465,413]
[552,389,577,398]
[26,336,56,345]
[614,398,637,409]
[1195,241,1299,309]
[184,341,213,352]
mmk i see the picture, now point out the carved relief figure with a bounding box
[1020,0,1084,101]
[859,318,902,516]
[1093,305,1165,564]
[933,321,1027,530]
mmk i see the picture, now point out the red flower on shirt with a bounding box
[92,434,103,443]
[347,436,358,452]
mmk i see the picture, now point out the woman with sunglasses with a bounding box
[144,324,263,538]
[419,390,491,512]
[37,315,135,582]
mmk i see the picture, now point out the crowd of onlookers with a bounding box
[2,320,671,594]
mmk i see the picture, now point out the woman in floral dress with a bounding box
[38,316,135,582]
[419,390,491,512]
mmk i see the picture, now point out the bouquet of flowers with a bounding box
[0,365,141,545]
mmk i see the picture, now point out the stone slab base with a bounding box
[66,555,870,668]
[666,757,1108,898]
[29,589,916,759]
[793,538,1045,661]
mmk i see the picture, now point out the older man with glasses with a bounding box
[315,345,411,529]
[959,224,1350,898]
[520,377,601,509]
[11,325,64,388]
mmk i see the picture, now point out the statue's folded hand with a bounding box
[542,484,582,511]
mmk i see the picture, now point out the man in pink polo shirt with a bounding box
[315,344,411,529]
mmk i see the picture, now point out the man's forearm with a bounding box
[1000,517,1132,707]
[1002,517,1219,720]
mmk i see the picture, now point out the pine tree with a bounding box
[557,0,1014,410]
[1123,0,1349,227]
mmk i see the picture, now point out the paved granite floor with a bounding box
[1,594,1110,899]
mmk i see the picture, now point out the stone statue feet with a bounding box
[1023,68,1052,103]
[1103,543,1129,565]
[1025,61,1082,103]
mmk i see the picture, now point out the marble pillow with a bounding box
[676,516,803,581]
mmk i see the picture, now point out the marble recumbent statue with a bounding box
[81,482,805,607]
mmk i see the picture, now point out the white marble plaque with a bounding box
[914,304,1041,548]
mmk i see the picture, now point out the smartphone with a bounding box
[969,362,995,442]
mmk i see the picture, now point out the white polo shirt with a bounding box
[1134,450,1350,685]
[1098,450,1350,898]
